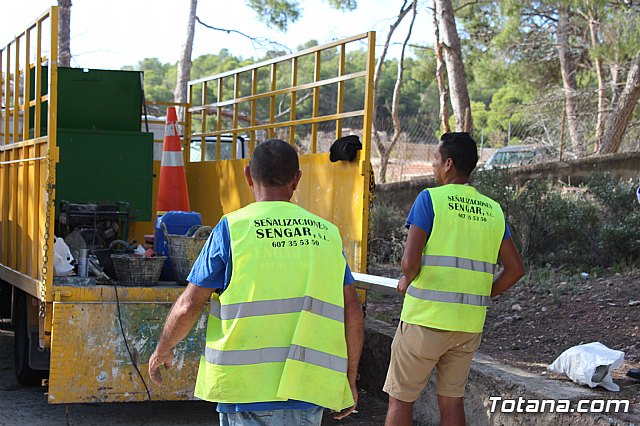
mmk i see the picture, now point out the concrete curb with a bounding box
[359,318,639,425]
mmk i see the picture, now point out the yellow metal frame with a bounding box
[186,32,376,273]
[0,7,59,346]
[0,21,376,402]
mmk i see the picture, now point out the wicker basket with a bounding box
[162,224,212,285]
[110,254,166,286]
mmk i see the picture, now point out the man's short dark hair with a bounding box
[439,132,478,177]
[250,139,299,186]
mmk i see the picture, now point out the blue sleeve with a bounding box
[344,256,355,286]
[187,218,230,289]
[406,190,434,234]
[504,222,512,240]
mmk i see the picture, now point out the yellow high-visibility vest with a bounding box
[194,201,353,411]
[401,185,505,333]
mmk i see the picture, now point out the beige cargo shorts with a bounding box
[383,321,482,401]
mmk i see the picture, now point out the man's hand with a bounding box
[334,382,358,420]
[146,284,214,386]
[148,348,174,386]
[397,276,410,295]
[491,238,524,297]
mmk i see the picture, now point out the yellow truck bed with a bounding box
[1,6,375,403]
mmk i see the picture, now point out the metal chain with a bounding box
[39,152,54,318]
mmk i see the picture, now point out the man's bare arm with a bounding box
[149,284,215,385]
[491,237,525,297]
[334,284,364,420]
[397,224,428,294]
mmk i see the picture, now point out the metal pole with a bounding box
[507,121,511,145]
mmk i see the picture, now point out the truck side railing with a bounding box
[185,32,376,274]
[0,7,58,347]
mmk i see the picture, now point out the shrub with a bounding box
[368,202,407,265]
[473,171,640,270]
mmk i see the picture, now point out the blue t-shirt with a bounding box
[187,217,355,413]
[406,189,512,240]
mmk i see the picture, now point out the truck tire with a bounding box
[0,280,10,320]
[14,291,47,386]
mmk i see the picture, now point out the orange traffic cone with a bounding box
[156,107,190,214]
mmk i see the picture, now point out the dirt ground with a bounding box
[366,264,640,408]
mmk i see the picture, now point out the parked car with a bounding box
[189,135,248,161]
[481,145,552,170]
[141,115,249,161]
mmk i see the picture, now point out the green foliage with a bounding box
[487,87,530,128]
[123,58,174,103]
[457,0,640,152]
[244,0,358,31]
[470,101,489,130]
[245,0,301,31]
[325,0,357,10]
[473,171,640,270]
[368,202,407,265]
[127,40,430,128]
[123,0,639,155]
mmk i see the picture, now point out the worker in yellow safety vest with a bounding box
[383,132,525,426]
[149,139,364,426]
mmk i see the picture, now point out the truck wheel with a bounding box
[14,291,47,386]
[0,280,11,320]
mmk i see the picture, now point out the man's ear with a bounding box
[444,157,454,172]
[291,170,302,191]
[244,165,254,187]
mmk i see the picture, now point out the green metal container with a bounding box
[30,67,144,133]
[28,67,155,224]
[55,129,154,221]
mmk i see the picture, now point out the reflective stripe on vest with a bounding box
[209,296,344,323]
[406,285,490,307]
[422,254,497,274]
[204,344,348,373]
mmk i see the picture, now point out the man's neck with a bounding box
[442,175,468,185]
[253,186,293,202]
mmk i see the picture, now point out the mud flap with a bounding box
[48,302,207,403]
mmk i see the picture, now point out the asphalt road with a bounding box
[0,319,386,426]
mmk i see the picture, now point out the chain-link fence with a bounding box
[368,95,640,183]
[143,97,640,185]
[471,92,640,160]
[369,116,495,183]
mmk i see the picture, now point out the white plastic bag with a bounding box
[134,245,146,256]
[548,342,625,391]
[53,236,75,276]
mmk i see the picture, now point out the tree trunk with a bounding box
[371,0,412,184]
[58,0,72,67]
[174,0,198,120]
[434,0,472,133]
[382,1,417,182]
[587,7,605,154]
[609,61,623,107]
[432,5,450,133]
[557,5,584,156]
[378,149,391,184]
[598,55,640,155]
